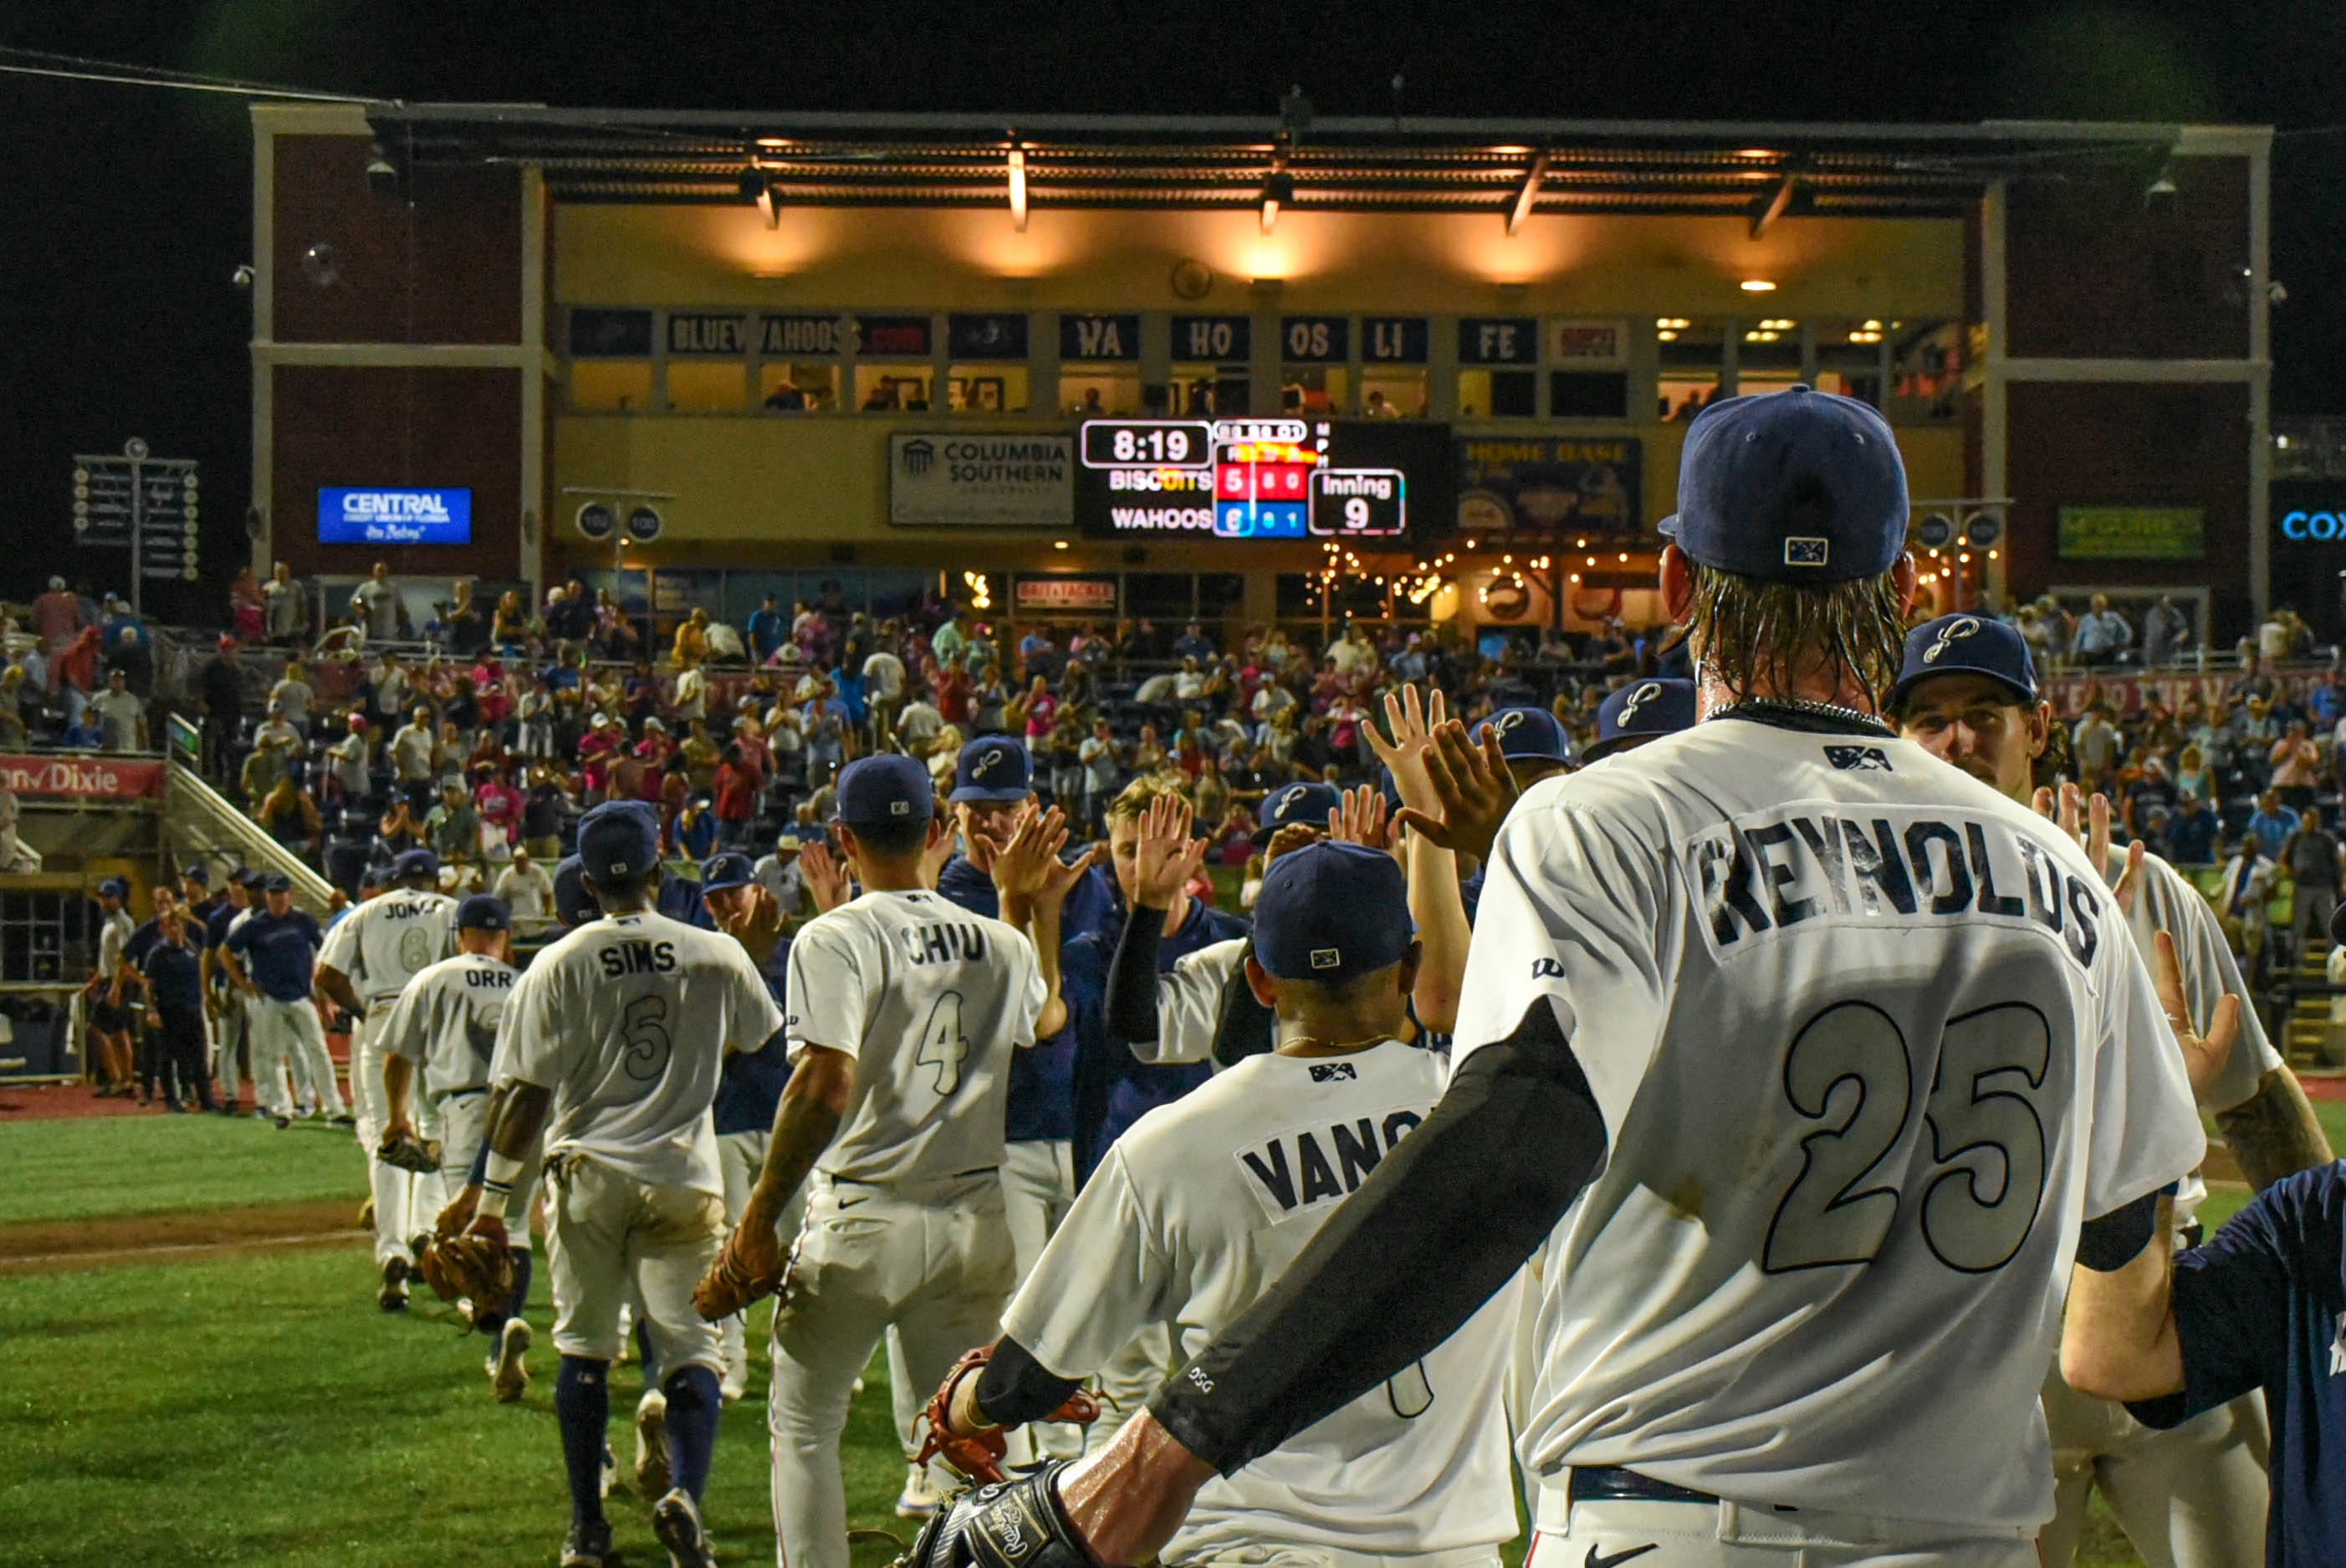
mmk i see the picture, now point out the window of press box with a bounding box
[1168,367,1250,417]
[1360,368,1429,418]
[1061,370,1142,416]
[1279,366,1348,416]
[855,365,933,412]
[759,363,841,411]
[948,366,1029,413]
[569,360,654,413]
[1457,369,1536,419]
[1884,320,1966,423]
[666,361,749,412]
[1549,370,1630,420]
[1126,572,1204,623]
[1196,573,1246,619]
[1736,317,1805,396]
[1811,319,1888,408]
[1655,318,1725,421]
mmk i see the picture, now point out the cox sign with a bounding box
[2281,508,2346,541]
[318,487,474,546]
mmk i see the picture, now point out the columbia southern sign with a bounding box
[318,487,474,546]
[888,434,1072,529]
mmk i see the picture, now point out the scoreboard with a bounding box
[1076,417,1419,541]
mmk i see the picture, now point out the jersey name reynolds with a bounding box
[1686,805,2103,965]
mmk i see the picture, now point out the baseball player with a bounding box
[85,877,135,1097]
[317,847,460,1310]
[447,800,786,1568]
[929,840,1519,1568]
[378,892,534,1399]
[202,870,267,1116]
[136,903,217,1112]
[1583,677,1699,763]
[1888,610,2333,1568]
[901,385,2236,1568]
[688,755,1075,1568]
[219,873,348,1131]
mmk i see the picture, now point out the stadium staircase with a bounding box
[162,758,337,919]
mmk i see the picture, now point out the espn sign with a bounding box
[0,754,165,800]
[1014,577,1117,614]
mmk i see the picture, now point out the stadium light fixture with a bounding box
[1740,278,1776,293]
[1007,146,1029,232]
[1260,170,1296,233]
[1505,150,1551,236]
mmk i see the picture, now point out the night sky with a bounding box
[4,0,2341,621]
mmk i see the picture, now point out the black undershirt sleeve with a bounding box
[1104,908,1168,1044]
[1211,946,1275,1068]
[2074,1183,2175,1272]
[1147,999,1607,1474]
[972,1335,1085,1429]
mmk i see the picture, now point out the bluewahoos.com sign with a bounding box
[318,488,475,546]
[888,435,1073,529]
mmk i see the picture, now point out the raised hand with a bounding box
[798,840,852,913]
[2154,928,2240,1102]
[715,882,785,957]
[1040,840,1107,911]
[1393,720,1518,865]
[991,804,1068,901]
[1365,684,1448,817]
[1132,793,1204,909]
[2033,781,2143,914]
[1327,783,1390,850]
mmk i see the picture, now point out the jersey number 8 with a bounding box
[1764,999,2052,1275]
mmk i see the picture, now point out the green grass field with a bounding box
[6,1096,2337,1568]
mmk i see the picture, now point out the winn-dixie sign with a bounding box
[0,754,164,799]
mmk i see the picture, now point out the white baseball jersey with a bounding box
[495,911,784,1196]
[380,952,518,1101]
[1004,1039,1517,1560]
[317,889,459,1005]
[1133,937,1247,1068]
[784,888,1045,1185]
[1461,718,2205,1534]
[97,909,133,977]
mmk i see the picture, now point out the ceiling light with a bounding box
[1052,539,1068,550]
[1260,170,1296,233]
[1007,146,1029,232]
[1505,150,1551,236]
[1863,319,1883,330]
[1657,330,1678,342]
[1740,279,1776,293]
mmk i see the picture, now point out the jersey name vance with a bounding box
[595,937,678,977]
[896,919,988,967]
[1686,805,2103,965]
[1238,1106,1425,1223]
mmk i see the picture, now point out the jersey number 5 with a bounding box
[621,995,672,1082]
[1763,1000,2052,1275]
[916,991,970,1097]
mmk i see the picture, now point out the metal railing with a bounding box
[162,760,337,918]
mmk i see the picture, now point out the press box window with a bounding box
[1457,370,1536,418]
[948,367,1029,413]
[1813,319,1887,408]
[1656,318,1724,420]
[1361,369,1428,418]
[569,361,654,413]
[1737,317,1804,395]
[667,362,748,412]
[1549,370,1629,420]
[856,366,933,412]
[1061,370,1142,416]
[760,364,841,411]
[1170,366,1249,416]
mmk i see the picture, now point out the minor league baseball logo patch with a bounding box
[1783,537,1831,567]
[1924,616,1982,663]
[1617,682,1663,726]
[1308,1061,1357,1082]
[1310,947,1342,970]
[1824,745,1894,772]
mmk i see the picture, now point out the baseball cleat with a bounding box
[377,1254,411,1312]
[652,1487,715,1568]
[355,1196,374,1230]
[493,1318,533,1402]
[600,1444,616,1499]
[896,1460,939,1519]
[559,1517,613,1568]
[633,1390,669,1498]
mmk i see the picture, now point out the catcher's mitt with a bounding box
[889,1464,1093,1568]
[417,1228,515,1328]
[916,1348,1104,1485]
[376,1126,442,1174]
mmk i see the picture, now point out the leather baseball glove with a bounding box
[417,1225,514,1328]
[889,1464,1095,1568]
[376,1125,442,1174]
[917,1347,1104,1485]
[693,1218,786,1321]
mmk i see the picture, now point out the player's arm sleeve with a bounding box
[1102,909,1167,1045]
[2126,1172,2323,1428]
[783,923,867,1060]
[316,911,362,989]
[2143,859,2280,1112]
[2081,895,2211,1223]
[496,959,567,1090]
[723,942,788,1057]
[986,1151,1169,1422]
[1015,928,1048,1044]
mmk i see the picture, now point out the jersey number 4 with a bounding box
[1763,1000,2052,1275]
[916,992,970,1097]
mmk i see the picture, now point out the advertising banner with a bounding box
[1455,437,1642,536]
[1015,577,1117,613]
[0,754,165,799]
[318,488,474,546]
[889,434,1073,529]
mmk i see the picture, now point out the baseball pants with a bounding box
[769,1170,1015,1568]
[210,993,268,1111]
[1527,1490,2035,1568]
[435,1088,538,1236]
[153,1009,214,1110]
[543,1152,725,1376]
[253,996,346,1119]
[350,1011,429,1265]
[717,1128,806,1399]
[1001,1137,1082,1462]
[2037,1363,2268,1568]
[1175,1547,1498,1568]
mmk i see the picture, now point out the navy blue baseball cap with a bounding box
[834,754,933,827]
[390,848,441,882]
[578,799,662,882]
[1251,780,1342,846]
[232,867,262,888]
[1885,613,2040,713]
[180,865,210,886]
[949,737,1034,804]
[552,856,599,927]
[456,894,510,932]
[359,865,387,891]
[1253,840,1413,983]
[1469,707,1575,766]
[263,872,294,894]
[699,851,757,894]
[1658,386,1909,585]
[1585,679,1699,762]
[97,877,127,900]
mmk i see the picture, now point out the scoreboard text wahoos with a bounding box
[1078,418,1407,540]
